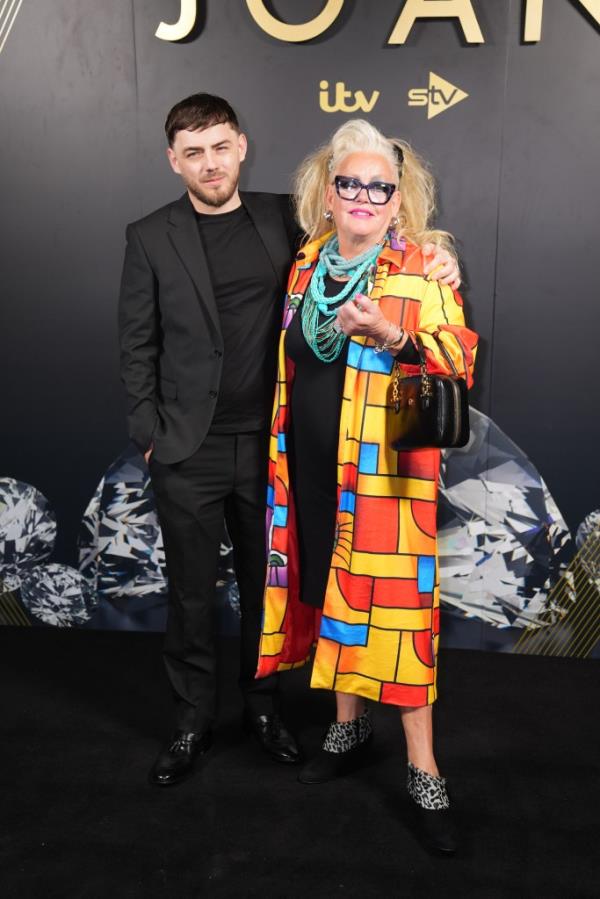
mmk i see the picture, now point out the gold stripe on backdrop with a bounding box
[0,0,25,57]
[0,588,31,626]
[513,530,600,658]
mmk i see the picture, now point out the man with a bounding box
[118,93,460,787]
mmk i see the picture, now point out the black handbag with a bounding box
[389,333,470,449]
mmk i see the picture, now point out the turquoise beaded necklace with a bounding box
[301,235,383,363]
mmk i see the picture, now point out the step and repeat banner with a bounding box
[1,1,599,658]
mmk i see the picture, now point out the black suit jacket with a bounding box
[118,191,300,463]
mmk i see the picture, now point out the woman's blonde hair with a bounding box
[294,119,452,251]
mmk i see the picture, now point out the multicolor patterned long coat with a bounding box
[256,233,478,707]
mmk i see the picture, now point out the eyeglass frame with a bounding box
[333,175,398,205]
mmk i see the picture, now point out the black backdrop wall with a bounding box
[1,1,599,652]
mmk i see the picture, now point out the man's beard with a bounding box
[186,171,239,208]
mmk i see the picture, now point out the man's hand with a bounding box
[144,445,153,465]
[422,242,461,290]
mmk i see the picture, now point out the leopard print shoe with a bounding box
[407,762,458,854]
[298,710,373,785]
[407,762,450,810]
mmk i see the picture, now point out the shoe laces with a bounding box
[168,735,195,753]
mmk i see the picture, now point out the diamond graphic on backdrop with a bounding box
[438,408,573,628]
[79,445,241,622]
[217,533,241,619]
[79,446,166,598]
[0,478,57,591]
[575,510,600,587]
[20,563,97,626]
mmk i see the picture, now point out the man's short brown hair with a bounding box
[165,93,240,147]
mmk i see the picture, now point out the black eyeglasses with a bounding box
[334,175,397,205]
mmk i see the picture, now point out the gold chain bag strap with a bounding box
[389,332,470,449]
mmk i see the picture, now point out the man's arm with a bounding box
[422,243,461,289]
[118,223,159,455]
[283,193,304,254]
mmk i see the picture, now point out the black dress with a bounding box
[285,276,347,608]
[285,275,422,609]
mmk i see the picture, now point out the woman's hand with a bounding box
[422,243,461,290]
[335,294,389,342]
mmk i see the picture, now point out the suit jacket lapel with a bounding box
[167,194,221,339]
[241,191,292,283]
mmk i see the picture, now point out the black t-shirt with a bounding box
[195,204,282,433]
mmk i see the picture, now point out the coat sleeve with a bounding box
[282,193,304,255]
[118,223,159,452]
[411,279,478,388]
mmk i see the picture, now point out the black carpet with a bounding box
[1,627,598,899]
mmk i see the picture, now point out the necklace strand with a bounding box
[301,235,382,363]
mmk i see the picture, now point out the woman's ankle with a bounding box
[335,694,366,722]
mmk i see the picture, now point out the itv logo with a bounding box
[319,80,380,114]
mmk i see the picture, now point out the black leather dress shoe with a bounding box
[243,712,301,764]
[148,730,212,787]
[298,732,373,784]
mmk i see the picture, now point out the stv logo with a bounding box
[408,72,468,119]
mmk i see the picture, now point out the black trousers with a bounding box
[149,431,278,732]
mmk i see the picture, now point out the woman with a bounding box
[256,120,477,853]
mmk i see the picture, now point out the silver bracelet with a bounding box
[374,322,403,353]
